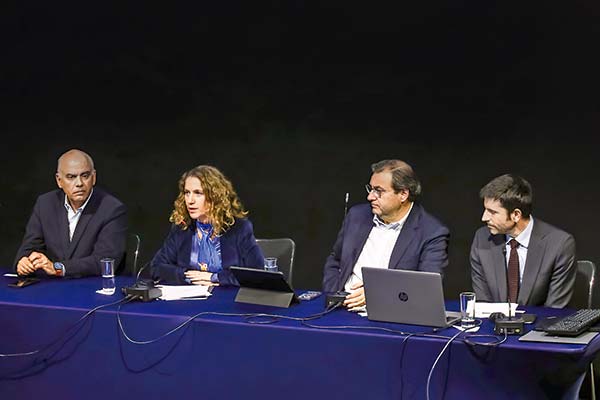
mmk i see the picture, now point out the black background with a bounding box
[2,2,599,297]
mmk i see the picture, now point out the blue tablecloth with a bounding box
[0,273,597,399]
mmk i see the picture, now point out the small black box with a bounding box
[494,316,525,335]
[325,291,349,308]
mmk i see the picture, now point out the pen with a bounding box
[179,297,209,301]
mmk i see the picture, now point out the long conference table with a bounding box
[0,272,598,400]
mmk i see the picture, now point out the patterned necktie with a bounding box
[507,239,520,303]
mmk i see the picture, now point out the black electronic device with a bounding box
[325,291,349,308]
[230,266,299,308]
[8,277,41,288]
[122,279,162,302]
[494,316,525,335]
[492,299,524,335]
[534,316,560,331]
[488,312,506,322]
[542,309,600,337]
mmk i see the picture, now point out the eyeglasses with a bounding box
[365,184,387,199]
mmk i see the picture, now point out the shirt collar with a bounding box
[372,202,414,231]
[506,215,534,248]
[64,188,94,214]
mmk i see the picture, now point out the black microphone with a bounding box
[344,192,349,217]
[494,294,524,335]
[135,261,151,283]
[123,261,162,302]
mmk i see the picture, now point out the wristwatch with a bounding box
[53,262,65,277]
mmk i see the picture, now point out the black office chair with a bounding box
[121,233,141,276]
[256,238,295,285]
[571,260,597,400]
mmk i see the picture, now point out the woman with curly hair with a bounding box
[151,165,264,285]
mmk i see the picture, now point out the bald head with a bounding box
[55,149,97,209]
[57,149,94,173]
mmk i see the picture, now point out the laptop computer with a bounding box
[362,267,461,328]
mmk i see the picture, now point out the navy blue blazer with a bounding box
[322,203,450,292]
[14,188,128,277]
[151,218,265,286]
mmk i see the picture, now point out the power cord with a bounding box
[116,302,344,345]
[426,329,464,400]
[0,296,132,358]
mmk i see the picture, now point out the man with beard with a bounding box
[470,174,576,308]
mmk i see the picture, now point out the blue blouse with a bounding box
[188,221,222,283]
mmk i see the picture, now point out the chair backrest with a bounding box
[256,238,295,285]
[569,260,596,309]
[121,233,141,276]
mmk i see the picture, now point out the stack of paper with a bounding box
[156,285,212,301]
[474,302,519,318]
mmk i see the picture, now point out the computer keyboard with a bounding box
[544,309,600,337]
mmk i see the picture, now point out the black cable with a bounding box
[0,296,132,358]
[398,333,416,400]
[244,302,342,324]
[426,329,464,400]
[134,262,151,283]
[117,307,258,345]
[300,318,452,340]
[117,302,344,345]
[458,319,510,347]
[463,331,508,347]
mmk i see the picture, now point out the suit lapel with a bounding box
[338,211,374,287]
[178,227,195,267]
[388,204,420,269]
[490,235,508,302]
[54,191,71,260]
[519,222,546,305]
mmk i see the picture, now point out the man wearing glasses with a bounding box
[322,159,450,310]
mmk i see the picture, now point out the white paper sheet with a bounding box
[474,302,519,318]
[156,285,213,301]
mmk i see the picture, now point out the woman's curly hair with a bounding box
[169,165,248,235]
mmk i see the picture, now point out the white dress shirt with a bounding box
[64,189,94,241]
[344,203,413,292]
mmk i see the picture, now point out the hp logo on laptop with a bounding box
[398,292,408,302]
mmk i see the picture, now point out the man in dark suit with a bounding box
[470,174,576,308]
[322,159,450,310]
[14,149,127,278]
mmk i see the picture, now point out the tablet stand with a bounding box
[235,287,299,308]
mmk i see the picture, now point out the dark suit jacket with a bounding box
[470,218,576,308]
[14,188,128,277]
[322,203,450,292]
[150,218,264,286]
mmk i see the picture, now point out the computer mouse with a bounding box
[488,312,506,322]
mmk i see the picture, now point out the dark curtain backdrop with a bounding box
[1,2,599,296]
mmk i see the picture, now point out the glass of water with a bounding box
[99,257,115,295]
[264,257,278,273]
[460,291,477,329]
